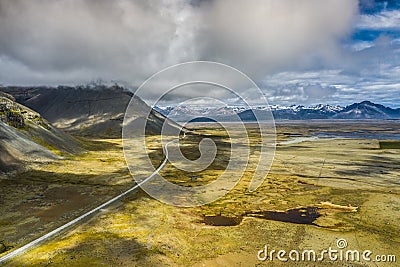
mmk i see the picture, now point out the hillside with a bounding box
[2,85,180,137]
[0,93,80,172]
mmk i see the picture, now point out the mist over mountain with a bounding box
[157,101,400,122]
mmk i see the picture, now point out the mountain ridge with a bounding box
[1,85,181,137]
[156,101,400,121]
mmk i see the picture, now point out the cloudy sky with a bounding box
[0,0,399,107]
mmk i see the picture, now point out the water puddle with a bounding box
[203,207,320,226]
[245,207,320,225]
[203,215,243,226]
[315,131,400,140]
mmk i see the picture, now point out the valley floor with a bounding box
[1,121,400,266]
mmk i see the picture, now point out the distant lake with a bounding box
[276,120,400,141]
[313,131,400,140]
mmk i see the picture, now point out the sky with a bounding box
[0,0,399,107]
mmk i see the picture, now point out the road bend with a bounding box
[0,139,178,264]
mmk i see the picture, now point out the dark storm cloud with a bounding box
[0,0,195,81]
[0,0,357,87]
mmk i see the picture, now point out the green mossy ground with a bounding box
[379,140,400,149]
[1,122,399,266]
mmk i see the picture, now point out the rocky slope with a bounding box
[0,92,80,172]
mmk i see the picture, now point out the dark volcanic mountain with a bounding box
[2,85,179,137]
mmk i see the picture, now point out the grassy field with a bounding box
[1,121,399,266]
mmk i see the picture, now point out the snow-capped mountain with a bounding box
[333,101,400,119]
[156,101,400,121]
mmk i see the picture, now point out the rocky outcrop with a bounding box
[0,93,81,173]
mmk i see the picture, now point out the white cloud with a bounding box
[263,80,339,105]
[261,54,400,107]
[198,0,358,77]
[357,10,400,29]
[346,41,374,51]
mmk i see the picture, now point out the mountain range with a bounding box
[156,101,400,121]
[1,84,399,173]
